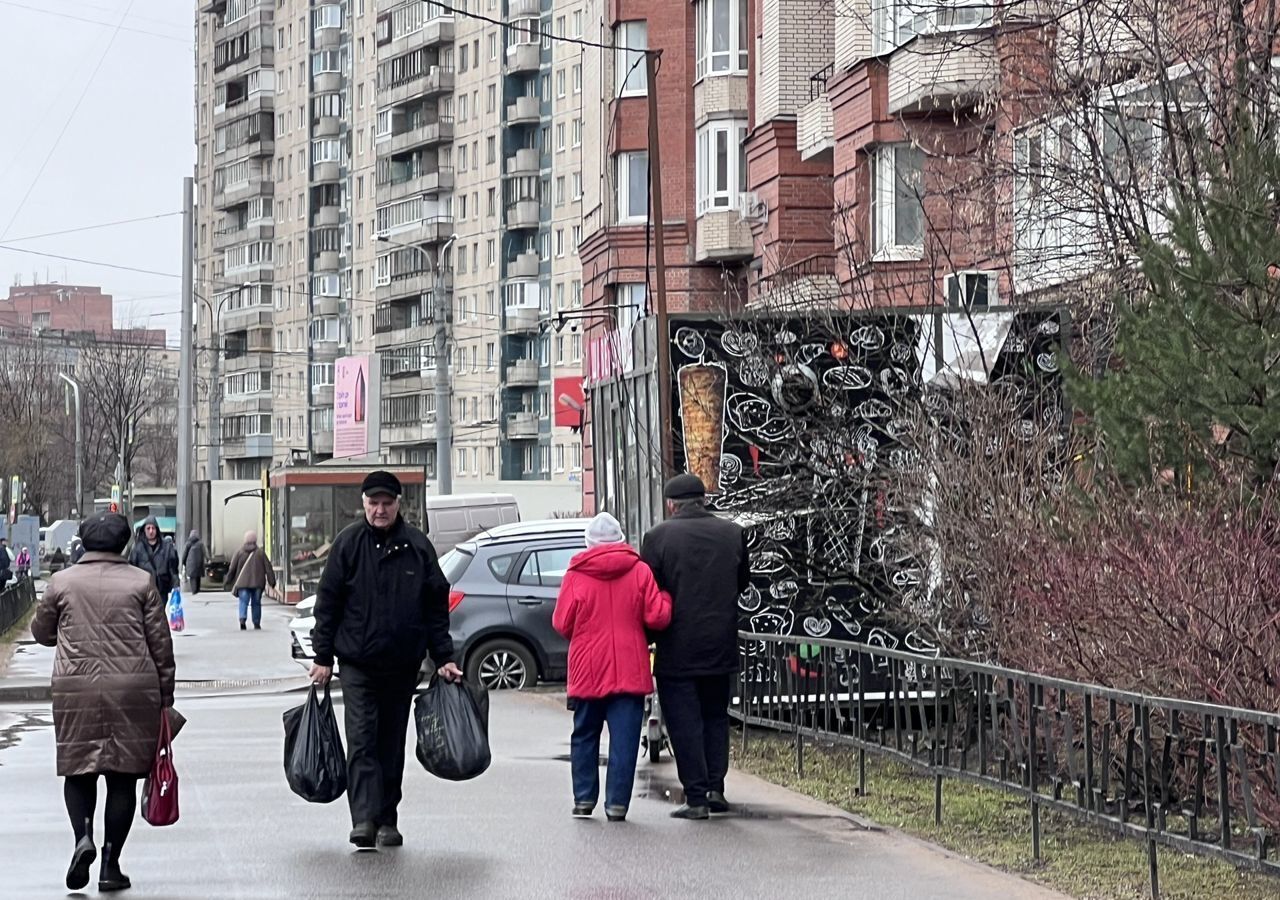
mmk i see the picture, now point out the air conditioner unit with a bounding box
[943,270,996,309]
[737,191,768,223]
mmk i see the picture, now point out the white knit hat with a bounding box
[585,512,625,548]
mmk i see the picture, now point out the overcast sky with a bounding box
[0,0,194,344]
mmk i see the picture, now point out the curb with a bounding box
[0,683,50,703]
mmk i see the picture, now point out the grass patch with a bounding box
[733,729,1278,900]
[0,604,37,677]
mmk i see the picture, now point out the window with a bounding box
[572,118,582,147]
[555,176,565,206]
[616,151,649,222]
[571,333,582,361]
[871,0,992,56]
[695,0,748,79]
[614,21,647,96]
[555,335,565,363]
[573,64,582,94]
[487,188,496,217]
[312,5,341,29]
[459,43,469,72]
[572,225,581,250]
[487,239,496,267]
[556,122,566,151]
[486,342,495,369]
[572,10,582,37]
[572,171,582,199]
[556,15,566,36]
[311,138,342,163]
[487,136,496,165]
[872,143,925,258]
[556,68,566,98]
[555,228,565,257]
[489,33,498,59]
[309,316,340,342]
[487,84,496,113]
[517,547,578,588]
[695,120,748,215]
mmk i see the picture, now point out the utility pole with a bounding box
[435,235,457,495]
[645,50,674,479]
[177,176,195,542]
[58,373,83,517]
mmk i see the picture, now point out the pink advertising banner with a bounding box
[333,356,370,459]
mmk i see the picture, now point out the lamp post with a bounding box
[377,233,457,493]
[58,373,83,517]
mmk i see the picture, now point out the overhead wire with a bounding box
[0,0,191,43]
[2,211,183,244]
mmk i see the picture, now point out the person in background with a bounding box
[0,538,12,588]
[641,474,751,820]
[31,513,176,893]
[70,537,86,565]
[181,530,206,594]
[309,470,462,850]
[127,517,179,600]
[553,512,671,822]
[224,531,276,631]
[16,545,32,579]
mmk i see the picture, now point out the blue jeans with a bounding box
[570,694,644,811]
[237,588,263,626]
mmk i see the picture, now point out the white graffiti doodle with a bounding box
[802,616,833,638]
[848,324,885,351]
[739,584,764,612]
[854,398,893,420]
[674,327,706,359]
[738,356,771,387]
[720,454,743,485]
[720,329,760,358]
[821,365,874,391]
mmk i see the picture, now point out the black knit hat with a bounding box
[664,473,707,500]
[80,513,131,553]
[361,470,402,498]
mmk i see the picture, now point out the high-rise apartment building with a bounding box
[195,0,584,485]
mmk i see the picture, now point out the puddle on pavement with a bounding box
[0,709,52,755]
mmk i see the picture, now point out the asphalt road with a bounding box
[0,593,1067,899]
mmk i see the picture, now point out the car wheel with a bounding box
[466,640,537,691]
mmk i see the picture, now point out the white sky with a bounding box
[0,0,194,344]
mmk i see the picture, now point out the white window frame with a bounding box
[616,151,649,224]
[695,120,748,216]
[695,0,748,80]
[871,143,925,260]
[614,21,648,97]
[871,0,993,56]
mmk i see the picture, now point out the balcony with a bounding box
[506,0,540,19]
[388,116,455,155]
[313,250,341,272]
[506,200,540,230]
[214,173,273,211]
[213,90,273,126]
[508,250,540,279]
[313,205,341,227]
[505,358,540,387]
[695,209,754,262]
[311,161,341,184]
[222,350,271,373]
[506,307,539,333]
[313,295,341,317]
[220,433,274,460]
[377,214,456,250]
[313,429,334,456]
[213,220,273,251]
[799,66,834,161]
[505,147,540,177]
[313,114,341,138]
[505,43,540,74]
[220,303,273,332]
[887,31,997,115]
[505,95,540,125]
[506,411,539,440]
[378,167,455,204]
[313,71,342,95]
[391,13,455,50]
[379,66,455,108]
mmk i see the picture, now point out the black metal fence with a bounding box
[733,632,1280,896]
[0,577,37,635]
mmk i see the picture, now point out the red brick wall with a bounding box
[745,120,835,284]
[0,284,115,336]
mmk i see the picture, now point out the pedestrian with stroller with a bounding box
[552,512,671,822]
[31,513,176,892]
[309,471,462,850]
[641,474,751,820]
[224,531,275,630]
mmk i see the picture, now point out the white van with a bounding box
[425,494,520,554]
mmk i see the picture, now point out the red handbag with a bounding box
[142,710,179,826]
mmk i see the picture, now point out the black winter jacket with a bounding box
[311,515,455,670]
[128,517,179,596]
[641,506,750,678]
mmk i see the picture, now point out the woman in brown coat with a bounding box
[32,512,175,893]
[224,529,276,630]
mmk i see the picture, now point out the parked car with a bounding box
[287,518,592,691]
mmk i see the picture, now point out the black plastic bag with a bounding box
[413,677,491,781]
[282,683,347,803]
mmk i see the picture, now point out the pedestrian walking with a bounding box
[0,537,11,588]
[552,512,671,822]
[224,531,274,630]
[309,470,462,850]
[16,545,32,579]
[181,530,206,594]
[127,516,179,599]
[640,474,750,820]
[70,537,86,565]
[31,513,176,893]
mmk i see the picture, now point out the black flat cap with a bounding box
[80,513,131,553]
[664,473,707,500]
[362,470,402,498]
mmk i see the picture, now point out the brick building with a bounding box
[0,283,167,346]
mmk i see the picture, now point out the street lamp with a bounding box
[57,373,83,517]
[377,233,457,494]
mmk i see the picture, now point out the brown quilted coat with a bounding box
[31,551,176,776]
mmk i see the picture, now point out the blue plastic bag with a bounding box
[167,588,185,632]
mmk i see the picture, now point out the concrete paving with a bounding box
[0,685,1068,899]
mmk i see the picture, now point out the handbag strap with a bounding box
[156,709,173,757]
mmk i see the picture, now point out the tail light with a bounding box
[448,590,465,612]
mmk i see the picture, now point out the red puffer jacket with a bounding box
[552,543,672,700]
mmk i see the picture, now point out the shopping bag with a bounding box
[142,710,180,826]
[282,683,347,803]
[167,588,185,632]
[413,677,491,781]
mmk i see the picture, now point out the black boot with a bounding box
[349,822,378,851]
[98,842,131,892]
[65,833,96,891]
[240,620,247,630]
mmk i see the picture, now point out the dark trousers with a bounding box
[656,674,733,807]
[570,694,644,810]
[341,661,419,827]
[190,573,201,594]
[63,773,142,856]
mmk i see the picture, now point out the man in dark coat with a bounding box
[127,516,179,599]
[641,473,751,820]
[310,471,462,850]
[0,537,11,589]
[181,530,206,594]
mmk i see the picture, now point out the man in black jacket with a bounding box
[310,471,462,850]
[641,473,750,820]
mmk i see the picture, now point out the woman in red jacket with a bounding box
[553,512,672,822]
